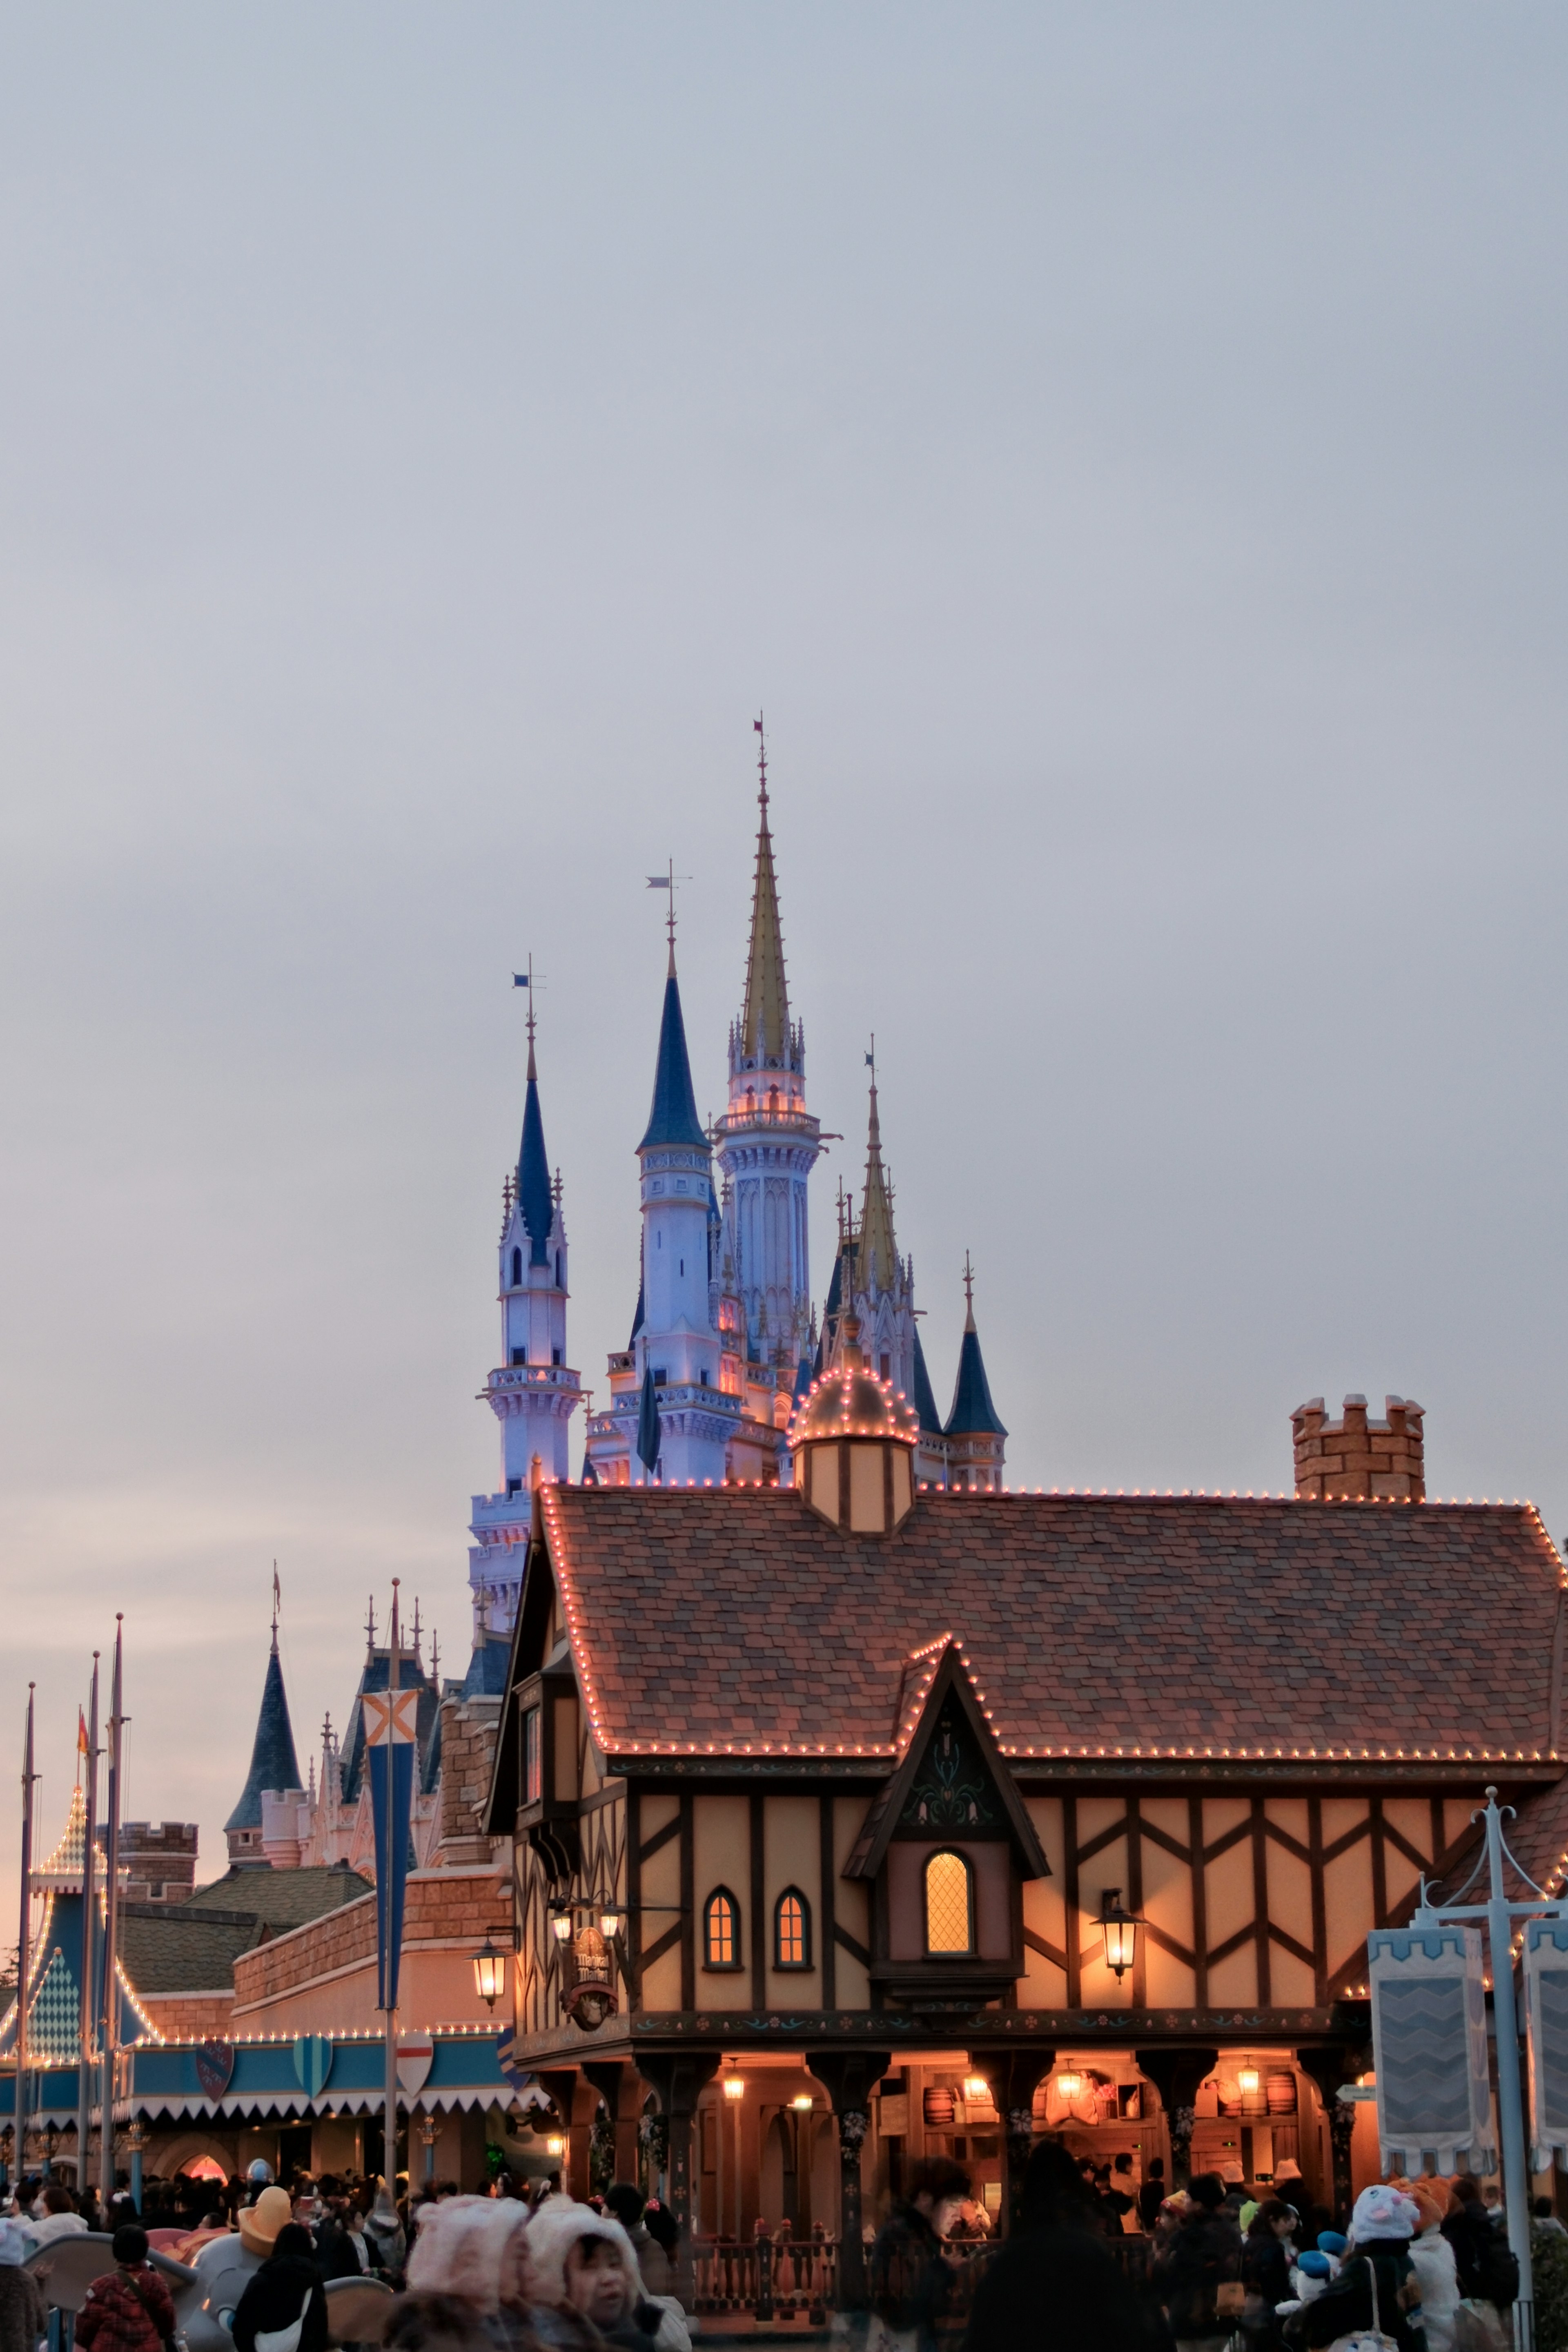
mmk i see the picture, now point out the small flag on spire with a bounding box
[754,718,763,733]
[512,973,529,987]
[77,1710,89,1758]
[646,876,671,889]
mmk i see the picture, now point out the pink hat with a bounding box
[406,2196,530,2313]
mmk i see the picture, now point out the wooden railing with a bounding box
[690,2229,840,2323]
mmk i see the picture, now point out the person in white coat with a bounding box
[1406,2189,1460,2352]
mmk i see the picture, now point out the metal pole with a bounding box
[382,1588,399,2197]
[1483,1792,1535,2347]
[99,1621,123,2206]
[76,1659,99,2200]
[17,1688,36,2192]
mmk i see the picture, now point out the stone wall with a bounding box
[229,1865,511,2033]
[1291,1393,1425,1500]
[439,1696,505,1866]
[140,1989,235,2040]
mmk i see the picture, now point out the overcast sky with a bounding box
[2,5,1566,1897]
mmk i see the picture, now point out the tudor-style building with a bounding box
[485,1356,1568,2301]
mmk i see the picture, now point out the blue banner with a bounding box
[365,1689,417,2013]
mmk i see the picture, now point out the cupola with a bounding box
[788,1314,918,1532]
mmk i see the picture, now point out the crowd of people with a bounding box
[866,2149,1535,2350]
[0,2149,1554,2352]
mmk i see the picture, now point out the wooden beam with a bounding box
[819,1795,837,2011]
[638,1813,682,1866]
[626,1786,642,2008]
[1127,1796,1146,2008]
[1139,1817,1192,1865]
[1308,1794,1327,2006]
[750,1791,766,2008]
[1022,1924,1070,1972]
[1063,1794,1080,2009]
[834,1922,871,1970]
[1251,1799,1271,2006]
[1370,1798,1388,1926]
[1322,1815,1370,1865]
[679,1793,695,2012]
[1189,1795,1208,2009]
[1076,1815,1129,1868]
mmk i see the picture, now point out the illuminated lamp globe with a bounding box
[1237,2067,1261,2096]
[472,1937,507,2010]
[788,1314,919,1534]
[723,2075,746,2102]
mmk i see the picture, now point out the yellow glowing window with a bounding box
[775,1889,809,1969]
[704,1888,741,1969]
[924,1850,974,1955]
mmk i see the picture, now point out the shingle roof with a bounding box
[118,1904,268,1993]
[539,1485,1565,1762]
[178,1864,369,1928]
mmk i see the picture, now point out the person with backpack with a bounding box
[1292,2185,1425,2352]
[1152,2171,1243,2350]
[230,2221,329,2352]
[75,2225,176,2352]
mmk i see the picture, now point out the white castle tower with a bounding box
[468,983,580,1637]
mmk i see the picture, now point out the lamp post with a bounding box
[791,2093,814,2236]
[416,2114,439,2187]
[125,2119,147,2214]
[722,2075,744,2241]
[1406,1787,1561,2352]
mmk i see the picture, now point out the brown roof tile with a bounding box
[541,1485,1564,1762]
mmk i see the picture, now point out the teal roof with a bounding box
[637,973,707,1152]
[517,1070,554,1267]
[225,1645,303,1830]
[944,1324,1008,1438]
[912,1326,943,1435]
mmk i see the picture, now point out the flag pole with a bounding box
[383,1582,400,2196]
[76,1659,100,2198]
[15,1687,36,2190]
[99,1619,123,2206]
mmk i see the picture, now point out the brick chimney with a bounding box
[1291,1393,1425,1501]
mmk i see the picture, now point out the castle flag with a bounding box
[364,1685,418,2013]
[1368,1921,1496,2175]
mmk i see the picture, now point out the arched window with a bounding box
[555,1251,563,1286]
[774,1888,811,1970]
[704,1888,742,1970]
[510,1247,522,1286]
[923,1850,974,1956]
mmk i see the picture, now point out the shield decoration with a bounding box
[292,2033,334,2099]
[396,2030,434,2094]
[497,2031,535,2095]
[195,2039,234,2100]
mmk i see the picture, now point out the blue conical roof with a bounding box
[638,972,707,1152]
[944,1324,1008,1438]
[225,1642,303,1830]
[517,1064,554,1267]
[912,1326,944,1436]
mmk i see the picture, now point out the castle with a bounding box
[468,727,1008,1650]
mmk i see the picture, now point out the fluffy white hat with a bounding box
[523,2199,643,2313]
[1350,2183,1419,2242]
[406,2196,530,2312]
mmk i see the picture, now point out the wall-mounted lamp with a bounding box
[472,1937,507,2009]
[1099,1888,1140,1981]
[544,2133,566,2160]
[791,2093,814,2111]
[549,1906,574,1945]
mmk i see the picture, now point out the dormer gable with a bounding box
[844,1639,1048,1883]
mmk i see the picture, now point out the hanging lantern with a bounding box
[549,1906,574,1945]
[472,1938,506,2011]
[600,1902,625,1941]
[1055,2070,1085,2104]
[723,2075,746,2103]
[1099,1889,1139,1981]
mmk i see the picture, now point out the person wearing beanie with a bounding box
[406,2195,532,2321]
[75,2225,176,2352]
[1294,2184,1423,2350]
[1152,2172,1243,2350]
[1405,2189,1460,2352]
[523,2201,688,2352]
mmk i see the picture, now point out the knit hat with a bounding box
[523,2200,642,2314]
[406,2197,530,2315]
[1351,2183,1418,2241]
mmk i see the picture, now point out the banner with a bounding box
[365,1686,418,2013]
[1368,1922,1496,2175]
[1524,1915,1568,2169]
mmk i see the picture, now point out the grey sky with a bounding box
[2,6,1565,1893]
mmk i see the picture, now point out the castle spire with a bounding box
[226,1611,303,1864]
[740,716,790,1064]
[515,954,554,1266]
[638,943,706,1151]
[944,1255,1008,1445]
[859,1040,898,1299]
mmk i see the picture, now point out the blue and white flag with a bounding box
[365,1685,418,2013]
[1524,1915,1568,2168]
[1368,1922,1496,2175]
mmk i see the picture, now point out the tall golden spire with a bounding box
[740,716,790,1064]
[859,1037,898,1299]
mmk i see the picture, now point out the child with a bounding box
[76,2226,176,2352]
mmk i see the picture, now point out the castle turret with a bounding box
[487,982,580,1491]
[716,724,823,1384]
[226,1608,304,1866]
[941,1255,1008,1492]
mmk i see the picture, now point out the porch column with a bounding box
[970,2048,1055,2233]
[538,2067,600,2202]
[583,2059,647,2188]
[1132,2046,1218,2189]
[1296,2047,1365,2223]
[637,2052,720,2307]
[805,2047,891,2312]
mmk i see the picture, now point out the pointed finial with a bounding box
[411,1595,423,1664]
[754,712,769,823]
[525,952,537,1081]
[430,1627,440,1683]
[962,1251,976,1331]
[271,1561,281,1650]
[665,857,676,974]
[365,1593,377,1663]
[389,1578,401,1694]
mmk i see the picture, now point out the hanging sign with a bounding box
[1523,1915,1568,2168]
[1368,1922,1496,2176]
[364,1686,418,2014]
[396,2030,434,2094]
[293,2034,334,2099]
[195,2040,234,2100]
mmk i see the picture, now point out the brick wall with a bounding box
[140,1989,235,2040]
[231,1867,510,2010]
[1292,1393,1425,1501]
[439,1696,505,1866]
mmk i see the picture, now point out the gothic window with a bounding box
[774,1888,811,1970]
[552,1346,562,1367]
[704,1888,742,1970]
[555,1251,563,1286]
[880,1353,891,1382]
[511,1347,526,1367]
[923,1850,974,1956]
[510,1247,522,1286]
